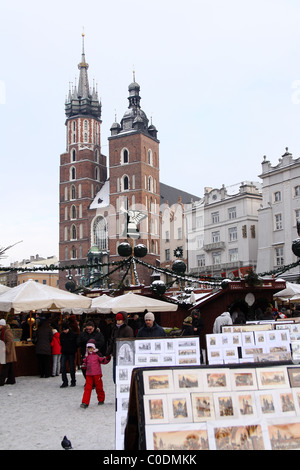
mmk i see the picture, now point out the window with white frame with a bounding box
[121,148,129,164]
[229,248,238,262]
[165,249,170,261]
[275,213,283,230]
[275,246,284,266]
[274,191,281,202]
[212,231,220,243]
[196,235,203,249]
[295,209,300,225]
[295,185,300,197]
[212,212,219,224]
[197,254,205,267]
[212,251,221,265]
[229,226,237,241]
[228,207,237,219]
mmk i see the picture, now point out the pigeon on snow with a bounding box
[61,435,72,450]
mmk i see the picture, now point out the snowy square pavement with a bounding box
[0,360,116,450]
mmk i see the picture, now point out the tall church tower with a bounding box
[108,75,160,285]
[59,34,107,289]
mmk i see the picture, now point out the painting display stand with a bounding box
[124,362,300,450]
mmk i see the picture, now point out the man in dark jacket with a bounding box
[106,312,133,382]
[136,312,166,338]
[60,322,78,388]
[77,321,106,359]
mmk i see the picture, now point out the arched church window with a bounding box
[71,185,76,200]
[71,149,76,162]
[71,224,77,240]
[70,166,76,180]
[92,216,108,251]
[123,175,129,191]
[121,148,129,164]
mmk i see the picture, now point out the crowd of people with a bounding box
[0,300,295,397]
[0,309,168,407]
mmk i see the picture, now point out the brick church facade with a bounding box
[59,35,160,289]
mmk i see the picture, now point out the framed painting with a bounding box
[256,367,290,390]
[173,368,203,392]
[145,423,210,451]
[143,369,174,394]
[213,392,239,420]
[207,419,267,451]
[167,393,193,423]
[236,391,258,419]
[276,389,297,417]
[255,390,278,417]
[288,366,300,388]
[203,368,231,392]
[266,418,300,450]
[207,348,223,364]
[191,392,215,422]
[143,395,169,424]
[230,368,258,391]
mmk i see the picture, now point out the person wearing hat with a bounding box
[106,312,133,383]
[181,316,194,336]
[136,312,166,338]
[0,319,17,386]
[80,339,111,408]
[77,320,106,378]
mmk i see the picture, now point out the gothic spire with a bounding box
[77,32,89,99]
[65,33,101,120]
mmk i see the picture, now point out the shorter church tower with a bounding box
[59,34,107,289]
[108,75,160,285]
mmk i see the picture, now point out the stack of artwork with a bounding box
[206,327,292,364]
[115,336,201,449]
[143,365,300,450]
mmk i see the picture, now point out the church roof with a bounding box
[160,182,201,206]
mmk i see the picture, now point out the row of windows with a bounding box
[116,174,157,193]
[70,119,100,145]
[274,210,300,231]
[120,147,154,166]
[210,207,237,224]
[69,165,102,182]
[64,183,101,202]
[273,186,300,203]
[70,148,100,163]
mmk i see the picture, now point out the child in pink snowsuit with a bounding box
[80,339,110,408]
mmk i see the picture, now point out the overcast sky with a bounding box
[1,0,300,265]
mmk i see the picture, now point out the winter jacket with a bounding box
[106,312,134,357]
[0,325,17,363]
[77,328,106,357]
[82,351,110,376]
[136,321,166,338]
[60,329,78,355]
[213,312,233,334]
[51,331,61,355]
[34,319,53,356]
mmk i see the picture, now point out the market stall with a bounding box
[0,279,91,376]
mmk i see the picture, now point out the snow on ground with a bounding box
[0,360,115,450]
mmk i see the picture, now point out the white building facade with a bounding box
[257,149,300,280]
[186,182,262,279]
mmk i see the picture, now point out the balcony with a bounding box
[203,241,225,252]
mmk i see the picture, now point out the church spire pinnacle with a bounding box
[65,32,101,120]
